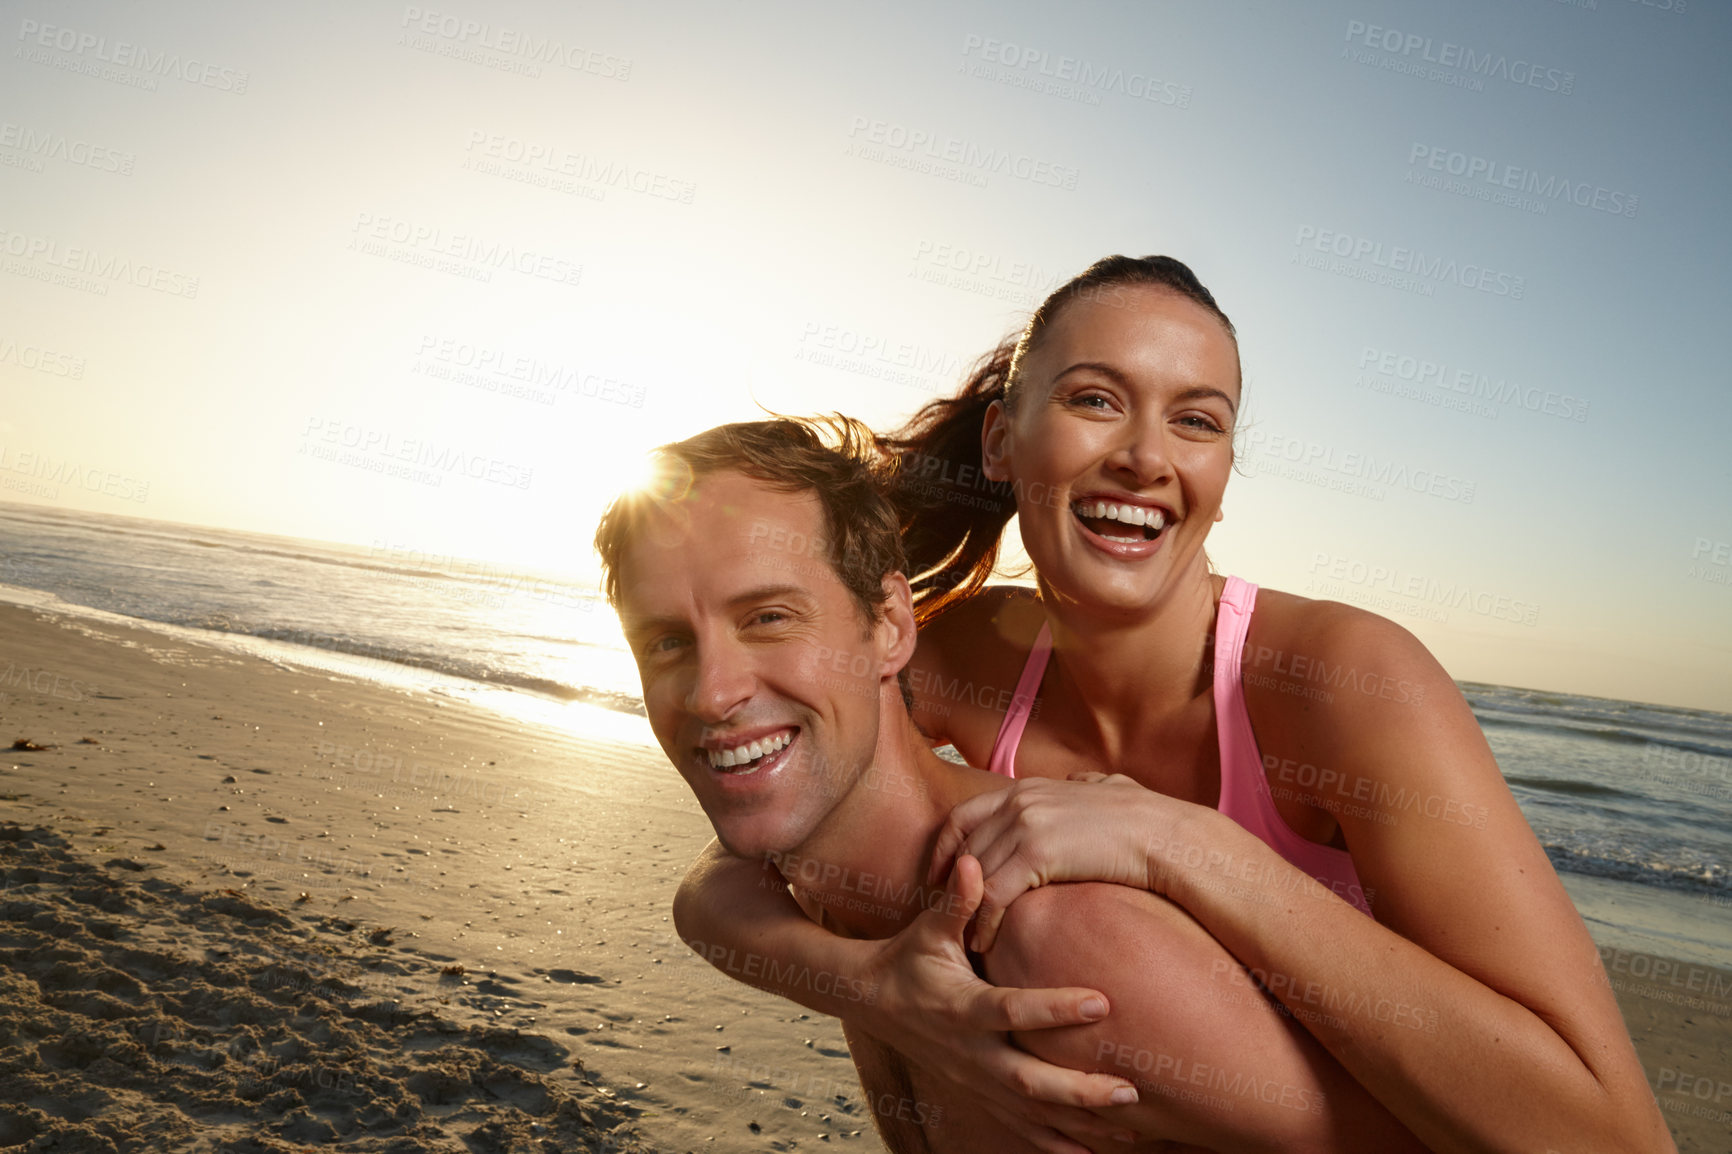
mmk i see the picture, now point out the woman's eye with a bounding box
[1068,393,1114,411]
[1179,414,1226,433]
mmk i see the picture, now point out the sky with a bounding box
[1,0,1728,710]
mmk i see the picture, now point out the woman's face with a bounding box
[984,285,1241,615]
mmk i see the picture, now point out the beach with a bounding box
[0,602,867,1153]
[2,600,1727,1151]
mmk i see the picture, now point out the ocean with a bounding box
[2,502,1727,962]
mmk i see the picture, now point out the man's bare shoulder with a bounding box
[984,882,1203,994]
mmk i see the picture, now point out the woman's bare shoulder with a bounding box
[916,585,1046,666]
[909,586,1048,744]
[1241,585,1463,724]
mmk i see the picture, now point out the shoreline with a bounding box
[1,602,1724,1150]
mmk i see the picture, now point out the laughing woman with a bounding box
[675,256,1671,1154]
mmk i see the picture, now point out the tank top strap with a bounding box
[1212,576,1262,818]
[1212,576,1374,917]
[986,622,1052,779]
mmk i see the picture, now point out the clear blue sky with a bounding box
[2,0,1727,708]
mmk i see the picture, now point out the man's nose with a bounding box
[685,638,755,722]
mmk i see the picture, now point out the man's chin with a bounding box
[707,813,806,863]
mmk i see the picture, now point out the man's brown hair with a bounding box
[593,416,908,629]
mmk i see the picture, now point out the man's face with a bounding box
[616,470,894,858]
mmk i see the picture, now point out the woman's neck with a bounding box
[1036,566,1224,765]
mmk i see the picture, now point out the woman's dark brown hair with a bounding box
[877,255,1237,623]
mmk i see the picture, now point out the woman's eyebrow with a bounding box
[1173,385,1238,415]
[1054,363,1238,414]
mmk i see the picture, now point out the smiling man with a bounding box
[593,418,1423,1154]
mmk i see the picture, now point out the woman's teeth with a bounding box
[708,730,792,772]
[1073,501,1166,542]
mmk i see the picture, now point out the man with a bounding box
[594,418,1422,1153]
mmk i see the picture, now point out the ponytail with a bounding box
[877,339,1019,623]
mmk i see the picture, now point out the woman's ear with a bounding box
[981,399,1012,483]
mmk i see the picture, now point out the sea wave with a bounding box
[1475,713,1732,762]
[1544,844,1730,899]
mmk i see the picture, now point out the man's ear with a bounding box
[876,571,918,677]
[981,399,1012,483]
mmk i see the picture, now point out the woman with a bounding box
[675,256,1672,1153]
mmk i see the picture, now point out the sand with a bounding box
[0,601,1726,1152]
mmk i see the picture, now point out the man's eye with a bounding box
[644,635,688,656]
[751,610,786,626]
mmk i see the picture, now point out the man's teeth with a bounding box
[708,730,792,770]
[1075,501,1166,531]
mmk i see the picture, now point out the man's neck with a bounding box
[775,687,1002,940]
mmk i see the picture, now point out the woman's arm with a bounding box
[936,608,1675,1154]
[672,838,1144,1154]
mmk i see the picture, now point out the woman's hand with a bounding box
[856,854,1143,1154]
[930,774,1196,953]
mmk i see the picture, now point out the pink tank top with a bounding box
[986,577,1372,916]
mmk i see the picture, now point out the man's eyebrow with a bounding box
[1055,362,1238,415]
[726,583,812,608]
[620,584,813,636]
